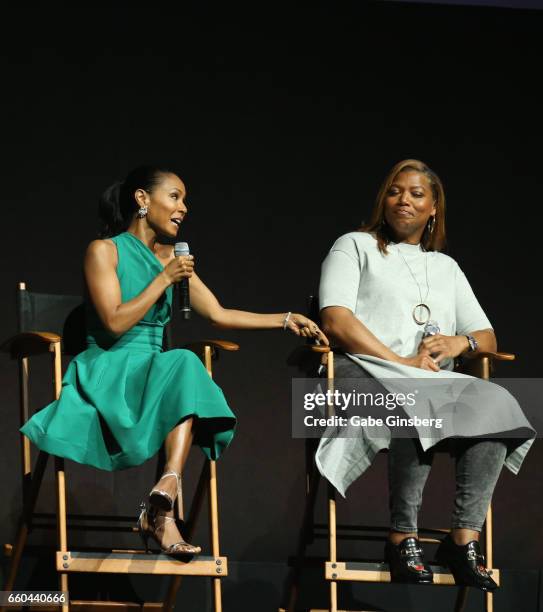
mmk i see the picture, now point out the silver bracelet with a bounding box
[282,311,292,330]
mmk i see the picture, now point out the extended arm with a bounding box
[190,272,328,342]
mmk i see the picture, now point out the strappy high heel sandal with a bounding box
[149,470,180,512]
[137,503,201,557]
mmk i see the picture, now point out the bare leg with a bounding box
[149,417,197,550]
[389,530,418,545]
[451,528,479,545]
[154,416,195,501]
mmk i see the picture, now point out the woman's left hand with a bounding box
[418,334,467,364]
[286,313,329,345]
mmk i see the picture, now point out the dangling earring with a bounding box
[137,206,148,218]
[427,216,435,234]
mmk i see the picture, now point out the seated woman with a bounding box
[315,159,534,591]
[21,165,327,557]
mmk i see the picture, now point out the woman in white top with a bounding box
[317,159,534,590]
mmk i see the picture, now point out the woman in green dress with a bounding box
[20,165,326,557]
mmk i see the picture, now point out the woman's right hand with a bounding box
[162,255,195,285]
[397,353,440,372]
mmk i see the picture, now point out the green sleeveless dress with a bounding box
[20,232,236,471]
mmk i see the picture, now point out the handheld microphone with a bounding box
[174,241,191,319]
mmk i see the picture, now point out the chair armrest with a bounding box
[1,332,61,359]
[456,350,516,378]
[183,339,240,361]
[287,343,331,371]
[310,344,331,354]
[474,351,515,361]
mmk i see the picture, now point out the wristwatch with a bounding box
[465,334,478,352]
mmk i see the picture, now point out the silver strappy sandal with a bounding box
[149,470,180,512]
[137,503,201,557]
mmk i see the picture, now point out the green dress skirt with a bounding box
[20,232,236,471]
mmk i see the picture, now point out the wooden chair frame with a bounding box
[280,344,515,612]
[1,282,239,612]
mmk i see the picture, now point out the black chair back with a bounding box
[17,287,86,356]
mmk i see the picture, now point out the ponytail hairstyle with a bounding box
[98,165,177,238]
[359,159,447,254]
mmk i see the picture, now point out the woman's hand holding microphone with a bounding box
[162,255,194,286]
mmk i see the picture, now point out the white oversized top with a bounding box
[316,232,533,496]
[319,232,492,370]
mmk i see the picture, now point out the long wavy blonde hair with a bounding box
[360,159,447,254]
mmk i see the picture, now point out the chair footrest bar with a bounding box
[325,561,500,586]
[56,551,227,576]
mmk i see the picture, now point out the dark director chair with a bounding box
[279,297,515,612]
[1,282,239,612]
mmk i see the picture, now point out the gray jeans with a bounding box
[333,354,507,532]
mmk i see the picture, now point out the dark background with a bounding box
[388,0,543,7]
[1,0,542,581]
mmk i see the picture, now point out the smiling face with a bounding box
[383,170,436,243]
[135,173,188,238]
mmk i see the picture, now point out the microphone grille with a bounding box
[174,241,190,257]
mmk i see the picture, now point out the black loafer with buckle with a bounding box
[435,534,498,592]
[385,537,434,584]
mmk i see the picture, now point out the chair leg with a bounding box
[329,485,338,612]
[202,347,223,611]
[209,461,222,612]
[49,341,69,610]
[327,355,337,612]
[485,592,493,612]
[484,502,494,612]
[163,579,182,612]
[19,357,32,507]
[280,463,321,612]
[1,451,49,601]
[454,587,469,612]
[304,439,319,546]
[165,346,224,612]
[163,461,210,611]
[212,578,222,612]
[55,456,69,612]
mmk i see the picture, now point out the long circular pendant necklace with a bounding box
[396,246,431,325]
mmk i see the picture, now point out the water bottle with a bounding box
[423,320,440,338]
